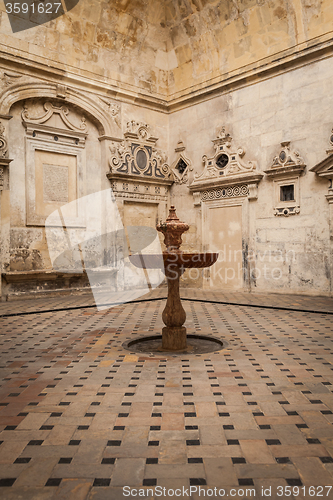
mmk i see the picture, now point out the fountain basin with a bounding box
[129,252,218,270]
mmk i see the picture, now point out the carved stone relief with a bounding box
[0,71,22,89]
[99,97,121,129]
[171,140,193,185]
[107,121,172,195]
[22,100,86,226]
[265,142,306,217]
[189,126,262,203]
[22,101,88,132]
[264,141,306,178]
[0,119,12,191]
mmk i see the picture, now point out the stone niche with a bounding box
[22,100,86,226]
[189,127,263,291]
[2,98,98,299]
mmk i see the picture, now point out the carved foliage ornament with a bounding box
[21,101,88,132]
[0,121,8,158]
[99,97,121,129]
[109,122,171,180]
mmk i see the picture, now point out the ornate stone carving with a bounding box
[264,142,306,178]
[264,142,305,216]
[171,140,193,185]
[0,121,8,158]
[193,127,258,184]
[109,180,168,202]
[108,122,171,181]
[189,127,262,203]
[274,206,300,217]
[1,71,22,88]
[201,185,249,201]
[21,101,88,132]
[99,97,121,128]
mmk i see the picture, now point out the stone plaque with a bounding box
[43,164,69,203]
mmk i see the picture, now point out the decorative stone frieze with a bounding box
[201,184,249,201]
[21,101,87,148]
[189,127,262,204]
[107,121,173,197]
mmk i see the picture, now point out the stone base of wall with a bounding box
[1,270,91,301]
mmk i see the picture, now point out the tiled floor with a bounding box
[0,290,333,499]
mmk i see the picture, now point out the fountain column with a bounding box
[157,206,189,350]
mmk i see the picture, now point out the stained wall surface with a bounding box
[0,0,333,298]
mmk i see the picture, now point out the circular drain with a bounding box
[123,333,225,355]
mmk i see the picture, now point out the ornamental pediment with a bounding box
[264,141,306,178]
[21,101,88,134]
[310,129,333,179]
[108,121,172,184]
[189,127,262,192]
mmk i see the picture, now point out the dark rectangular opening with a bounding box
[280,184,294,202]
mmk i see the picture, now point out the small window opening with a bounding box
[216,154,229,169]
[175,158,187,174]
[280,184,294,202]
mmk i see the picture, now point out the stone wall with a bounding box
[168,55,333,294]
[1,0,333,298]
[1,1,333,101]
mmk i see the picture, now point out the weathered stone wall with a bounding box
[167,0,333,98]
[1,0,333,297]
[0,1,332,100]
[169,55,333,294]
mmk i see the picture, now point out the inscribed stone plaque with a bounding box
[43,164,69,203]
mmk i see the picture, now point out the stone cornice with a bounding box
[189,173,263,192]
[1,34,333,114]
[310,152,333,179]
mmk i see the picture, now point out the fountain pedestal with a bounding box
[161,258,187,350]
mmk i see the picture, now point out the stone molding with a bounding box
[189,127,262,203]
[0,120,8,158]
[0,80,121,138]
[1,33,333,113]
